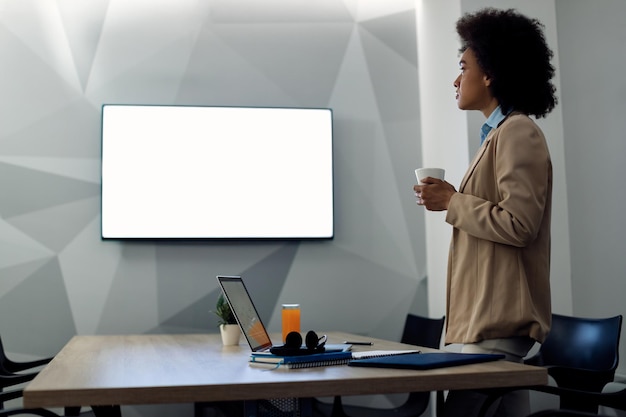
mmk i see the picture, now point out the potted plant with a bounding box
[213,293,240,346]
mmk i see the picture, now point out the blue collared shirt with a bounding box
[480,106,509,145]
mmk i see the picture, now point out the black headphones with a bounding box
[269,330,327,356]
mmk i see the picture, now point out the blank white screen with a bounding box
[101,105,333,239]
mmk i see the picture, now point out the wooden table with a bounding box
[24,332,547,416]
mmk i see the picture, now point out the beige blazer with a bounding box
[444,113,552,345]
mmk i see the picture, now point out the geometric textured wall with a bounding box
[0,0,427,380]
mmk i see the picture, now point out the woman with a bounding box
[414,8,557,416]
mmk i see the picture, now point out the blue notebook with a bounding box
[249,351,353,369]
[349,352,505,370]
[251,350,352,364]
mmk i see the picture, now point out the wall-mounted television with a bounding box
[101,105,334,239]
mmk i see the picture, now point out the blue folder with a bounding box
[349,352,505,370]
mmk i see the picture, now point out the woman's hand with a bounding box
[413,177,457,211]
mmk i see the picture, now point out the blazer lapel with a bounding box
[459,135,491,192]
[459,112,517,192]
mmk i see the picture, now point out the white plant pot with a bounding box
[219,324,241,346]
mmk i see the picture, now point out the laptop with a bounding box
[216,275,349,354]
[217,275,275,352]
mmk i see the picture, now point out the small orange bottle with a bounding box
[281,304,301,343]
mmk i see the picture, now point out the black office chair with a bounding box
[0,336,77,416]
[0,338,52,375]
[526,381,626,415]
[313,314,446,417]
[0,373,42,411]
[0,335,53,409]
[478,313,623,416]
[0,389,61,417]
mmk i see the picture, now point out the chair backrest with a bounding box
[538,314,622,371]
[401,314,445,349]
[527,314,623,392]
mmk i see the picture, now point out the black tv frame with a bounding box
[100,104,334,241]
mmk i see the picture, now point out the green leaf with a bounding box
[212,293,237,325]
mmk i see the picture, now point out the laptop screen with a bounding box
[216,275,273,352]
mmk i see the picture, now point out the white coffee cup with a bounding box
[415,167,445,184]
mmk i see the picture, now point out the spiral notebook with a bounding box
[249,350,353,370]
[249,350,421,370]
